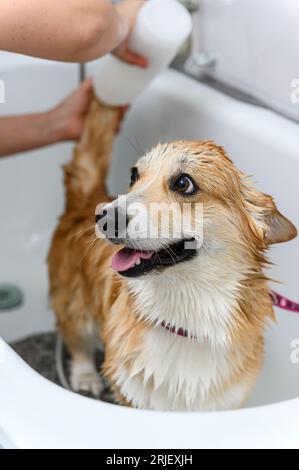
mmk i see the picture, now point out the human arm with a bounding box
[0,80,93,158]
[0,0,147,65]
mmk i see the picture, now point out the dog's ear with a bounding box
[241,181,297,245]
[263,208,297,245]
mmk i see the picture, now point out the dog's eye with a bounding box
[130,167,139,187]
[173,175,196,195]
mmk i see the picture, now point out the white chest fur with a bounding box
[115,327,248,411]
[114,260,250,411]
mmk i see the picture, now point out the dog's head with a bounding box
[96,141,297,279]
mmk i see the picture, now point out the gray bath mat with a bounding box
[11,333,116,404]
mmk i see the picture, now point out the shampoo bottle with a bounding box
[93,0,192,106]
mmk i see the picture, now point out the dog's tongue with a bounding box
[112,248,154,272]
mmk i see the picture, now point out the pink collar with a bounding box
[161,290,299,340]
[271,290,299,313]
[161,321,196,339]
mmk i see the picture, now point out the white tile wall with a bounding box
[197,0,299,121]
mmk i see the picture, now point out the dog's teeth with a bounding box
[136,259,141,266]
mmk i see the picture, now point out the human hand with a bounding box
[113,0,149,68]
[51,79,94,142]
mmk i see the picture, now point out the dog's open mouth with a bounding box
[111,239,197,278]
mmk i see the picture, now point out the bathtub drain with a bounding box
[0,284,23,311]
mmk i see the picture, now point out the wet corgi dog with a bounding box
[49,98,297,411]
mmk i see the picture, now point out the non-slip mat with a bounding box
[11,333,116,404]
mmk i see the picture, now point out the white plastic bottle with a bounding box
[93,0,192,106]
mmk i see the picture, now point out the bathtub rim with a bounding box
[1,340,299,449]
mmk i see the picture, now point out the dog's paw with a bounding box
[70,360,104,397]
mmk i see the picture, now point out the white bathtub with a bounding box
[0,55,299,448]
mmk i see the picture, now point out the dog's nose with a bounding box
[96,206,128,240]
[95,210,107,226]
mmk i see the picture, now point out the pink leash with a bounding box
[271,291,299,314]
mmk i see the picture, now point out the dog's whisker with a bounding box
[79,234,98,264]
[133,135,146,156]
[71,224,96,241]
[125,136,140,157]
